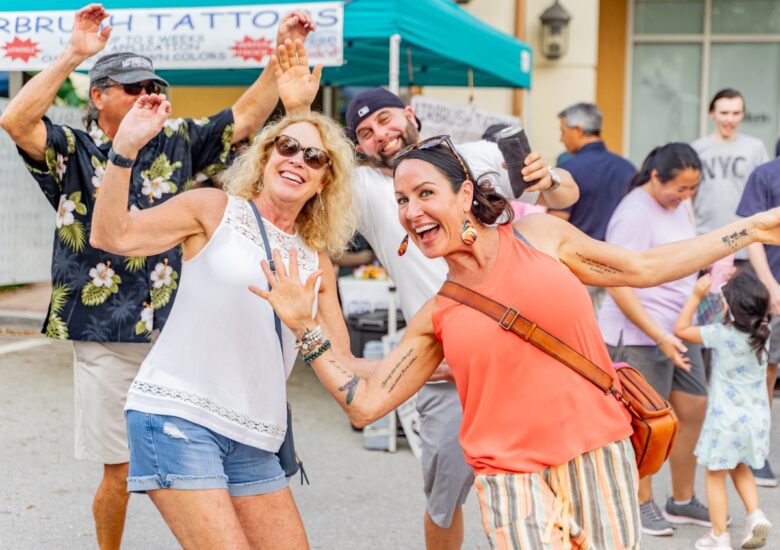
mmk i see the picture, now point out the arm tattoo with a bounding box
[388,353,418,393]
[338,375,360,405]
[328,359,351,377]
[722,228,749,250]
[574,253,624,275]
[381,348,413,388]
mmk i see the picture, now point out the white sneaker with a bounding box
[741,509,772,549]
[695,530,733,549]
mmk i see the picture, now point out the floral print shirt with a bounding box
[19,110,234,342]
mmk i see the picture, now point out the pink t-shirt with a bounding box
[598,187,697,346]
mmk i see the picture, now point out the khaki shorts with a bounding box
[73,341,151,464]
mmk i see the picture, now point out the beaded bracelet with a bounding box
[304,339,331,364]
[296,325,324,354]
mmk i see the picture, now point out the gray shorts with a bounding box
[607,342,707,399]
[416,382,474,528]
[769,316,780,365]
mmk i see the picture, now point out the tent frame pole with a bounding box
[388,34,401,94]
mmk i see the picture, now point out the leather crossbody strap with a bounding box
[247,200,283,356]
[438,280,615,394]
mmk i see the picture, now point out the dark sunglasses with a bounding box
[274,135,331,170]
[106,81,163,96]
[393,134,472,182]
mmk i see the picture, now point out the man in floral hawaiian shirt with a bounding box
[0,4,314,548]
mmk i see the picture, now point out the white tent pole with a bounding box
[388,33,401,94]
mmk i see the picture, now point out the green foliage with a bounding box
[142,153,182,182]
[220,123,235,162]
[80,274,121,306]
[150,276,177,310]
[135,320,151,337]
[58,221,86,252]
[49,284,70,314]
[45,313,69,339]
[44,145,59,180]
[124,256,146,272]
[63,126,76,154]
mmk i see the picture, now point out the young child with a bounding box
[675,270,773,549]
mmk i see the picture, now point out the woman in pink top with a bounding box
[256,138,780,549]
[599,143,710,538]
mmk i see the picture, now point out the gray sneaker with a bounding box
[663,495,712,527]
[751,460,778,488]
[641,500,674,536]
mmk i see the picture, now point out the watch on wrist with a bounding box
[108,147,136,168]
[546,167,562,191]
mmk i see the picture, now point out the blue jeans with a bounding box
[126,410,288,496]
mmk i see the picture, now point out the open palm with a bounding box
[273,39,322,113]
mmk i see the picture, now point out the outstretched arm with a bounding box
[0,4,111,160]
[250,249,443,426]
[517,208,780,289]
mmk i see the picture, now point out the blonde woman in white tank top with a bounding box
[90,42,357,549]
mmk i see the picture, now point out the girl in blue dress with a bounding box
[675,269,772,549]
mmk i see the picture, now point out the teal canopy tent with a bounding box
[26,0,532,89]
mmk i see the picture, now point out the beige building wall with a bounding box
[523,0,600,160]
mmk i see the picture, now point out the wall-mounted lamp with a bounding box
[539,1,571,60]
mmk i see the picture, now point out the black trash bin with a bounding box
[346,309,406,358]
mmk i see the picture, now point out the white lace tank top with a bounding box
[125,193,320,452]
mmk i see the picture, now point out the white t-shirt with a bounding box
[691,133,769,259]
[353,140,539,322]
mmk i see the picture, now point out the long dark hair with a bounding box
[393,145,514,225]
[628,143,702,193]
[722,269,771,362]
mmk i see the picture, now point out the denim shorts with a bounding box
[126,410,288,496]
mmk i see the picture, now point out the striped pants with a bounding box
[475,439,640,549]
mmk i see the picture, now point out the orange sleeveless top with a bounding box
[432,223,632,474]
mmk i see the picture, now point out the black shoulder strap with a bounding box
[247,200,283,354]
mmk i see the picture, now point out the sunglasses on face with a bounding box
[106,81,163,96]
[273,135,331,170]
[393,134,472,182]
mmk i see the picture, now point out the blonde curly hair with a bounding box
[221,112,357,256]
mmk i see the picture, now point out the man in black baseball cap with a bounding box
[346,87,423,172]
[0,4,315,548]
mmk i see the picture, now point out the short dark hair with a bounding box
[708,88,745,113]
[393,145,514,226]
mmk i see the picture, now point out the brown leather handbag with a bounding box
[438,281,678,478]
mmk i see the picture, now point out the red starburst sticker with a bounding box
[230,36,274,62]
[3,36,41,63]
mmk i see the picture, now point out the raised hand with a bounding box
[276,10,316,46]
[693,274,711,298]
[69,4,112,59]
[112,94,171,157]
[249,248,323,336]
[271,39,322,114]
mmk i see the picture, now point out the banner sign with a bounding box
[411,96,521,144]
[0,3,343,71]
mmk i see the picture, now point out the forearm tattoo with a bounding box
[722,228,749,250]
[338,375,360,405]
[574,253,624,275]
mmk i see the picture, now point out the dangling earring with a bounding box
[397,234,409,256]
[461,219,478,245]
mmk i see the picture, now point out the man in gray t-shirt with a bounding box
[691,89,768,260]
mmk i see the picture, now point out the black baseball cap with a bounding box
[345,88,421,142]
[89,52,169,88]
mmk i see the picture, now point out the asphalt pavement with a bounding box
[2,331,779,549]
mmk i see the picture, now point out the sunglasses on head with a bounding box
[393,134,472,182]
[273,135,331,170]
[107,81,163,96]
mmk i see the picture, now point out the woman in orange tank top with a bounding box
[255,137,780,549]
